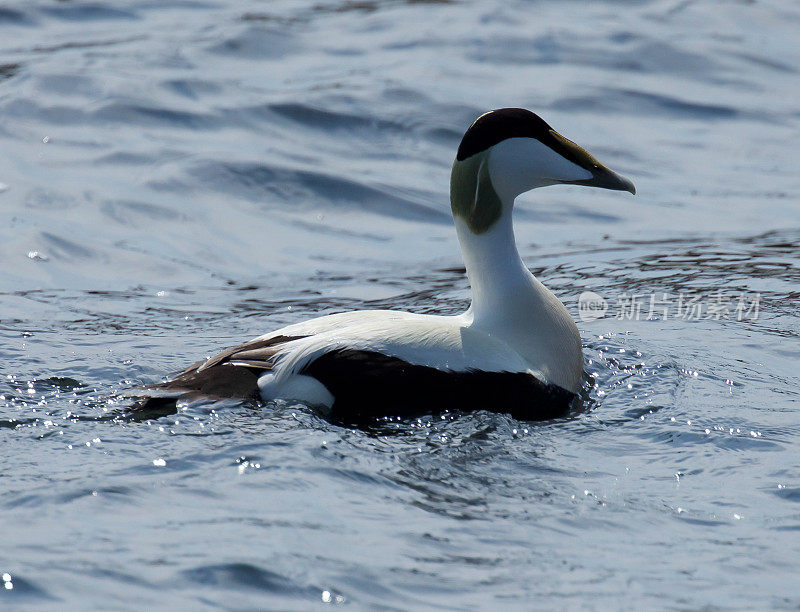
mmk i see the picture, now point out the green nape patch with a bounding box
[450,152,502,234]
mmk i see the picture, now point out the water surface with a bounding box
[2,0,800,608]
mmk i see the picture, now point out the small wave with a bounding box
[101,200,188,227]
[40,4,138,22]
[0,573,54,601]
[180,563,320,597]
[0,63,20,81]
[270,102,405,135]
[556,88,740,120]
[93,103,219,130]
[0,7,35,25]
[207,25,297,59]
[191,161,451,223]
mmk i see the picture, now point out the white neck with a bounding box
[454,207,533,324]
[453,196,584,392]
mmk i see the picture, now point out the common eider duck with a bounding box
[133,109,635,421]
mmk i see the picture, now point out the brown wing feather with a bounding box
[195,335,301,372]
[144,334,305,399]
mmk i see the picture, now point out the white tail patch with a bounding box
[258,372,335,409]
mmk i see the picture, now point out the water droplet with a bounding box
[322,590,332,603]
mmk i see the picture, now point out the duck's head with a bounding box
[451,108,635,234]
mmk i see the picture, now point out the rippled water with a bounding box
[2,0,800,608]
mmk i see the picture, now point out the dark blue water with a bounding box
[2,0,800,608]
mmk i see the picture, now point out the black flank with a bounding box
[304,349,575,422]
